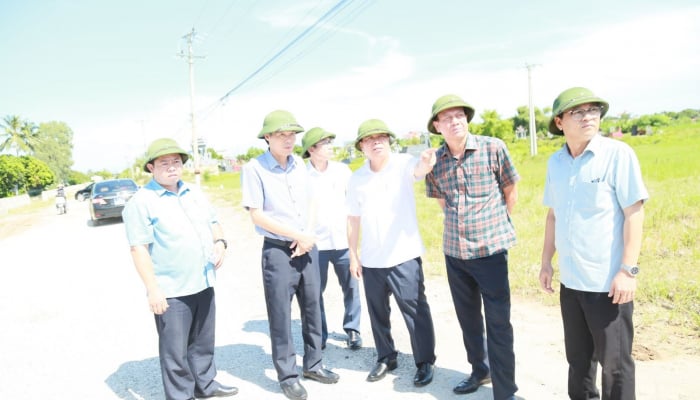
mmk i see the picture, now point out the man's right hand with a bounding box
[539,262,555,294]
[290,233,316,258]
[147,287,169,315]
[349,259,363,280]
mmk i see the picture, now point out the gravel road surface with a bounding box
[0,195,696,399]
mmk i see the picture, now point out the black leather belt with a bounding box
[264,237,294,247]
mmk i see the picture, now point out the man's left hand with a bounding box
[212,241,226,269]
[608,271,637,304]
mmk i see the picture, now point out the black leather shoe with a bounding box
[195,383,238,398]
[366,357,398,382]
[303,368,339,384]
[413,362,434,387]
[453,374,492,394]
[346,330,362,350]
[280,381,307,400]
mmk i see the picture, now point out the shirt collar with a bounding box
[144,179,188,196]
[437,133,477,159]
[560,133,603,159]
[260,150,297,172]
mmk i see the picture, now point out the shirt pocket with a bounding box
[575,181,615,213]
[465,168,498,202]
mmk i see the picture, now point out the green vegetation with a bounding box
[0,155,54,197]
[203,124,699,336]
[0,115,78,195]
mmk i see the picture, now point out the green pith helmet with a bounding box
[354,119,396,151]
[301,127,336,158]
[143,138,189,172]
[258,110,304,139]
[427,94,476,134]
[548,87,609,135]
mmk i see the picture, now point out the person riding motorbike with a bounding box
[55,184,67,214]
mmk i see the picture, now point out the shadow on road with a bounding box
[105,317,509,400]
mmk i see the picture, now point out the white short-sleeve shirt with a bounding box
[346,153,425,268]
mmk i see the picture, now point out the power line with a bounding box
[183,0,371,134]
[252,0,371,89]
[218,0,353,103]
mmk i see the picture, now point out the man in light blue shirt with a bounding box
[241,111,339,400]
[539,88,648,400]
[123,138,237,400]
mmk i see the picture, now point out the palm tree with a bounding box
[0,115,39,156]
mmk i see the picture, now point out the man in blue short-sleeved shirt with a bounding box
[123,138,237,400]
[240,110,339,400]
[539,87,648,400]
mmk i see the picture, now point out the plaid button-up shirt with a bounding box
[426,134,519,260]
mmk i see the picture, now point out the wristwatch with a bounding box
[214,238,228,249]
[621,263,639,276]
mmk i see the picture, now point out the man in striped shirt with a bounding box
[425,94,519,400]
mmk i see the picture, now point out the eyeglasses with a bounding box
[567,106,604,121]
[314,138,333,147]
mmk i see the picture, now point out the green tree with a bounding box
[1,115,40,156]
[0,154,54,197]
[475,110,514,142]
[511,106,550,138]
[207,148,223,160]
[429,135,444,148]
[21,156,54,190]
[67,170,89,185]
[88,169,116,180]
[33,121,74,183]
[237,147,266,163]
[635,113,672,128]
[0,155,25,197]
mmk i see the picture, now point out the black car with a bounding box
[88,179,138,224]
[74,182,94,201]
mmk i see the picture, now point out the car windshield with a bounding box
[94,180,138,195]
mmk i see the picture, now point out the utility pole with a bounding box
[178,28,205,186]
[525,63,540,156]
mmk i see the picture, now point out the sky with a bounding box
[1,0,699,172]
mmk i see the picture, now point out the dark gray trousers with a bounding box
[445,252,517,400]
[155,287,218,400]
[318,248,361,343]
[262,240,323,384]
[560,284,636,400]
[363,257,436,366]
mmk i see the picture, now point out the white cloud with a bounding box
[73,6,700,171]
[535,7,700,115]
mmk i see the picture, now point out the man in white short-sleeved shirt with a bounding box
[346,118,438,387]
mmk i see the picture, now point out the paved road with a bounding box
[0,195,696,399]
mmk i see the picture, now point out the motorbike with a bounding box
[55,196,67,215]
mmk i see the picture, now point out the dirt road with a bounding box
[0,196,697,399]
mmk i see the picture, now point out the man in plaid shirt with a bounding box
[425,94,520,400]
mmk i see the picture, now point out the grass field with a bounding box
[202,124,700,337]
